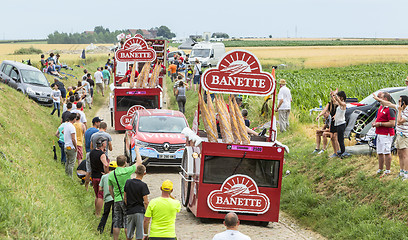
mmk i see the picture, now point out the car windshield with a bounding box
[138,116,187,133]
[21,70,49,86]
[360,90,382,105]
[190,49,210,58]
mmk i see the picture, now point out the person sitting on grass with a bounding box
[313,110,333,154]
[47,61,64,78]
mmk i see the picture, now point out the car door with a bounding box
[8,66,21,90]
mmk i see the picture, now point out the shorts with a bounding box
[193,75,200,84]
[76,146,83,161]
[96,83,104,92]
[376,134,393,154]
[126,213,145,239]
[395,134,408,149]
[104,78,109,86]
[92,178,103,199]
[85,95,92,104]
[113,201,127,229]
[171,73,177,81]
[329,121,337,133]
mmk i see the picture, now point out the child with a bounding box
[97,161,117,234]
[242,109,250,127]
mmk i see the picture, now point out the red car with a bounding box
[124,109,188,166]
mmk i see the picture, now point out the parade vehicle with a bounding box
[109,35,167,131]
[180,50,287,226]
[124,109,188,166]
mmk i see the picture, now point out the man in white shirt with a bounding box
[212,212,251,240]
[275,79,292,132]
[94,67,104,97]
[64,113,78,177]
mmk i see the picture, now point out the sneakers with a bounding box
[312,149,320,154]
[318,149,325,154]
[399,170,404,178]
[380,170,391,178]
[376,169,383,174]
[329,153,338,158]
[339,152,351,158]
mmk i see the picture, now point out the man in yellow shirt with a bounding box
[143,180,181,240]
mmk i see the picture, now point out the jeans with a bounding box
[336,123,346,154]
[58,140,66,164]
[177,96,186,113]
[98,200,114,234]
[51,102,60,117]
[64,148,77,177]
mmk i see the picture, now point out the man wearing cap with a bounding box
[84,117,102,190]
[143,180,181,240]
[90,137,109,216]
[90,122,113,160]
[109,153,142,240]
[97,160,118,234]
[275,79,292,132]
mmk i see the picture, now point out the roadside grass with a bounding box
[164,63,408,239]
[0,70,114,239]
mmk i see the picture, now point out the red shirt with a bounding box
[375,106,395,136]
[125,69,139,81]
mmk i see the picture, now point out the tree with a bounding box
[136,29,144,36]
[156,26,175,39]
[211,32,229,39]
[94,26,110,34]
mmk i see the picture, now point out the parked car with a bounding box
[0,60,53,107]
[345,87,407,138]
[124,109,188,167]
[167,50,186,64]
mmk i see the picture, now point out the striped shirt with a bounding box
[396,108,408,137]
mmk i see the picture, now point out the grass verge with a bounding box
[0,70,113,239]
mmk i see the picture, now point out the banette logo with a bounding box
[120,105,145,127]
[207,174,270,214]
[115,35,156,62]
[202,50,275,96]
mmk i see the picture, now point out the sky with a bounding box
[2,0,407,40]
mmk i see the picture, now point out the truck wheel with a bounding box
[259,221,269,227]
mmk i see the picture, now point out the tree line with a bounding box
[47,26,175,44]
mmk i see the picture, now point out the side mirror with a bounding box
[12,77,17,81]
[125,125,133,131]
[210,54,214,58]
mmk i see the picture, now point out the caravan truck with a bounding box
[189,42,225,67]
[110,35,167,131]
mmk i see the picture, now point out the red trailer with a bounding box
[110,35,166,131]
[180,50,285,226]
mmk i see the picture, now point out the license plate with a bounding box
[157,154,175,159]
[38,97,48,102]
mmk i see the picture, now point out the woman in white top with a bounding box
[374,94,408,179]
[331,90,347,158]
[50,83,62,117]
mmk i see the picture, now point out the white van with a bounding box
[189,42,226,67]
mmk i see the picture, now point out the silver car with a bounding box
[0,60,53,107]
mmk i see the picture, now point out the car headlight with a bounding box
[135,139,149,147]
[26,87,35,95]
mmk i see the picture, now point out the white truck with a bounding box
[189,42,225,67]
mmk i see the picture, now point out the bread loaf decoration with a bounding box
[129,60,137,88]
[232,96,250,144]
[139,62,151,88]
[206,92,217,132]
[228,95,242,144]
[198,92,218,142]
[149,62,161,88]
[215,95,233,144]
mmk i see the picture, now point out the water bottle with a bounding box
[318,99,322,109]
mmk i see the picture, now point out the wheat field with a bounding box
[2,43,408,69]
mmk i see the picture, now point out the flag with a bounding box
[116,33,125,41]
[126,34,132,39]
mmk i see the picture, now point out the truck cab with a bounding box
[190,42,226,67]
